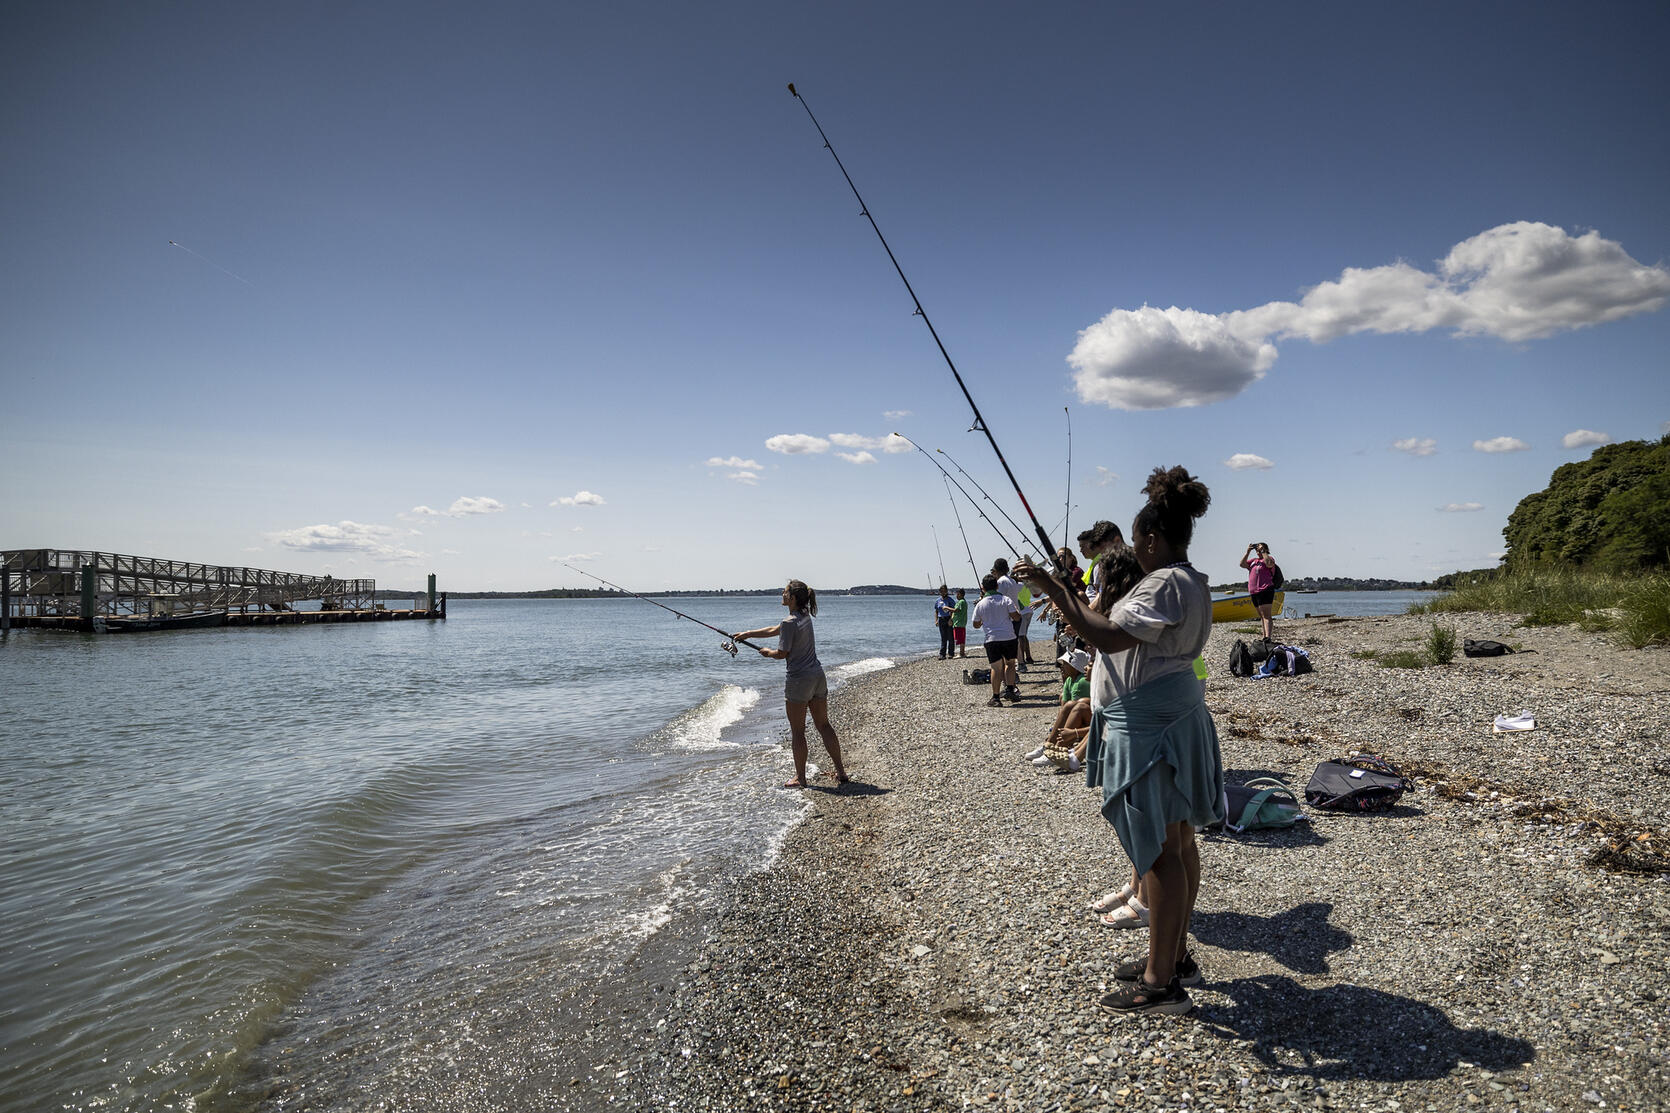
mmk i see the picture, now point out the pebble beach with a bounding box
[599,613,1668,1112]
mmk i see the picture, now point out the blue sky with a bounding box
[4,2,1666,591]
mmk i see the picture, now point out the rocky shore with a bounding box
[616,614,1668,1111]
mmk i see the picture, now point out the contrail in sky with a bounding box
[168,240,253,286]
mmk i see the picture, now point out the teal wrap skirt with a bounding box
[1086,668,1225,877]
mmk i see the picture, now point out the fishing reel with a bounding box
[720,639,739,657]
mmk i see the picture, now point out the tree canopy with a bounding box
[1504,435,1670,571]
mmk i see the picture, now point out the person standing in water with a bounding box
[733,580,851,789]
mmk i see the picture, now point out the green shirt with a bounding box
[1062,675,1089,702]
[952,599,968,627]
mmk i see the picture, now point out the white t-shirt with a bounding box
[1089,565,1212,705]
[996,574,1022,615]
[971,593,1018,642]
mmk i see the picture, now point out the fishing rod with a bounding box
[558,562,760,657]
[930,526,948,588]
[893,433,1022,558]
[1064,406,1072,544]
[944,476,981,584]
[937,447,1034,556]
[788,84,1061,572]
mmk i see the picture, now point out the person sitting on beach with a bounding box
[1016,466,1223,1016]
[732,580,851,789]
[970,574,1021,707]
[951,587,969,658]
[1240,541,1277,642]
[1024,648,1093,771]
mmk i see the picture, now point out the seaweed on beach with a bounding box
[1397,756,1670,876]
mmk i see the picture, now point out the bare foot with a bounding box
[828,770,851,785]
[782,777,809,788]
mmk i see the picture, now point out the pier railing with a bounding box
[0,549,376,618]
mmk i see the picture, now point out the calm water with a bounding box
[0,595,943,1113]
[0,590,1418,1111]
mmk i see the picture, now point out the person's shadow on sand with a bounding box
[1200,975,1535,1081]
[1191,902,1351,974]
[812,779,890,796]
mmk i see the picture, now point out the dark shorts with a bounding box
[1250,588,1276,607]
[984,637,1018,662]
[785,669,829,704]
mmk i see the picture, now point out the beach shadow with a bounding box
[1191,902,1351,974]
[812,779,890,797]
[1200,974,1535,1081]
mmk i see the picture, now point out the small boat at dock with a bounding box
[104,610,228,632]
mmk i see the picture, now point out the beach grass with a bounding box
[1411,567,1670,647]
[1425,621,1458,664]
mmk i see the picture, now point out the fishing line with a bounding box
[943,476,981,584]
[892,433,1022,558]
[168,240,253,286]
[930,525,947,587]
[788,84,1060,570]
[558,562,760,657]
[936,448,1033,554]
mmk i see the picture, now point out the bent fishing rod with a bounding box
[943,476,980,584]
[930,525,947,588]
[893,433,1022,558]
[557,563,760,657]
[936,447,1034,556]
[788,84,1061,572]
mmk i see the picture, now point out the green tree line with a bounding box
[1504,434,1670,571]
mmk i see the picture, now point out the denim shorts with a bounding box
[785,668,829,704]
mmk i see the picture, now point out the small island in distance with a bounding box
[378,577,1438,601]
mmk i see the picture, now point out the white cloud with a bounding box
[829,433,912,454]
[552,490,606,507]
[268,520,424,563]
[1392,437,1438,457]
[836,451,877,465]
[1562,429,1611,449]
[1070,223,1670,411]
[242,546,262,553]
[553,552,600,562]
[1224,453,1274,471]
[883,409,913,420]
[706,455,763,469]
[1473,436,1530,453]
[407,505,440,517]
[570,526,584,532]
[1069,305,1278,410]
[728,470,760,485]
[446,496,504,517]
[1093,466,1118,487]
[766,433,830,455]
[440,548,461,555]
[1439,502,1485,512]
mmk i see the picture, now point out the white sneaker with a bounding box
[1067,754,1081,772]
[1023,745,1045,761]
[1031,755,1054,767]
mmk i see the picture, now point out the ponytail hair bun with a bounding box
[1134,465,1211,550]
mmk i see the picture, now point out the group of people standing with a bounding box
[736,464,1230,1017]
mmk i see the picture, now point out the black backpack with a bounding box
[1228,639,1254,678]
[1304,755,1412,812]
[1463,639,1513,658]
[1269,561,1285,591]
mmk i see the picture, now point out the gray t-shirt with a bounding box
[1090,564,1212,705]
[778,611,821,679]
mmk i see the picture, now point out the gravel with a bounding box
[611,613,1669,1112]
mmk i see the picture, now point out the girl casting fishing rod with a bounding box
[789,83,1062,572]
[558,563,759,656]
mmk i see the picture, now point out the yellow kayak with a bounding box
[1212,591,1283,623]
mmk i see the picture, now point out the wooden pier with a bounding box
[1,549,446,633]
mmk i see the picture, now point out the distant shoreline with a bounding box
[379,579,1437,600]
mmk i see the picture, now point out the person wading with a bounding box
[733,580,851,789]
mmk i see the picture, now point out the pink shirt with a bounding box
[1247,558,1274,594]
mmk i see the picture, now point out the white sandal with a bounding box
[1089,883,1137,914]
[1099,895,1149,929]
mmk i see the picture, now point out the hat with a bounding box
[1058,648,1091,674]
